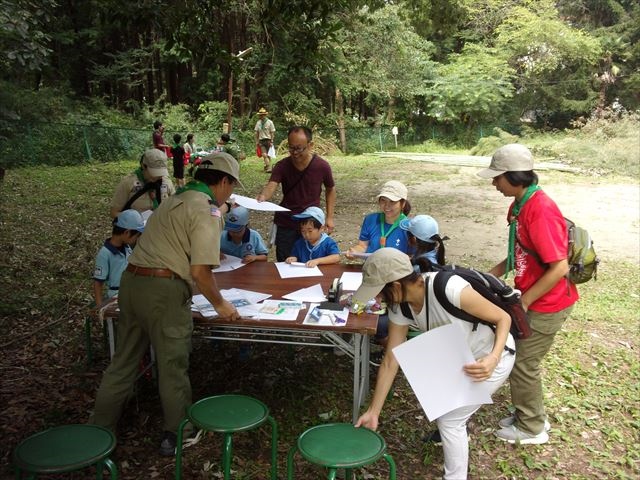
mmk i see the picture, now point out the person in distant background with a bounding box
[183,133,196,160]
[254,107,275,172]
[152,120,170,154]
[216,133,245,162]
[171,134,186,187]
[110,149,175,218]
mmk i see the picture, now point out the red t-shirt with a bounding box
[270,154,335,230]
[509,190,579,313]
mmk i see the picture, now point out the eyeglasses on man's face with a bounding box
[288,144,308,153]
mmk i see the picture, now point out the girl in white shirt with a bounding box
[353,248,515,479]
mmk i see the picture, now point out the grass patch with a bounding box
[0,155,638,478]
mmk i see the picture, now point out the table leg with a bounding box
[352,333,371,423]
[106,317,116,359]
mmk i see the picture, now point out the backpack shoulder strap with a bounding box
[432,271,481,331]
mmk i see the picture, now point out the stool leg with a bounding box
[175,418,189,480]
[103,458,119,479]
[327,468,337,480]
[286,445,298,480]
[222,433,233,480]
[344,468,353,479]
[267,416,278,480]
[383,453,397,480]
[85,316,93,367]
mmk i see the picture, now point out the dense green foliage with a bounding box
[1,0,638,156]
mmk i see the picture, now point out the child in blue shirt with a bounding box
[285,206,340,267]
[92,209,145,308]
[220,206,268,263]
[400,214,447,267]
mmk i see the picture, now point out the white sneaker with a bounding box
[495,424,549,444]
[498,415,551,432]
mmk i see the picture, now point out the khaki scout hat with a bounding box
[199,151,244,189]
[257,107,268,115]
[142,149,169,177]
[477,144,534,178]
[376,180,408,202]
[353,248,415,303]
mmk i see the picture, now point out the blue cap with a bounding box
[400,215,439,243]
[115,209,145,233]
[292,206,325,225]
[224,205,250,231]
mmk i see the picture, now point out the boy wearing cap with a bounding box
[478,143,578,445]
[285,206,340,267]
[92,152,242,456]
[400,214,447,267]
[220,206,268,263]
[92,209,145,308]
[110,149,175,218]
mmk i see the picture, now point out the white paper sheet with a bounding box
[212,255,245,273]
[392,323,493,421]
[302,303,349,327]
[341,251,371,259]
[231,194,290,212]
[275,262,323,279]
[283,284,327,303]
[339,272,363,292]
[192,289,272,319]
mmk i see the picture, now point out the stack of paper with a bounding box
[283,284,327,303]
[275,262,323,279]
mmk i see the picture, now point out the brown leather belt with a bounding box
[126,264,182,280]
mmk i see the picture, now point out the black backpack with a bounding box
[400,263,531,353]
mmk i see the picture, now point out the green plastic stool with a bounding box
[287,423,396,480]
[175,394,278,480]
[13,424,118,479]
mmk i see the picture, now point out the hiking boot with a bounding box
[498,415,551,432]
[495,425,549,445]
[159,431,177,457]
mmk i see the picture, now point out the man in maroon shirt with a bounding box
[257,126,336,261]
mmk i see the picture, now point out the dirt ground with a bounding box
[256,162,639,267]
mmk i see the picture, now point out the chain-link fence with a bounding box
[1,120,519,167]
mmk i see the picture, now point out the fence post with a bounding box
[82,126,92,161]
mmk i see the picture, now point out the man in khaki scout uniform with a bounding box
[92,152,242,456]
[110,149,176,218]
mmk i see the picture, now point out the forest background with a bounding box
[1,0,639,163]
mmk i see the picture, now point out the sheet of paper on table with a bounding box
[252,299,302,320]
[339,272,363,292]
[191,289,272,318]
[212,254,245,273]
[283,283,327,303]
[302,303,349,327]
[231,194,290,212]
[392,323,493,421]
[341,251,371,259]
[275,262,323,279]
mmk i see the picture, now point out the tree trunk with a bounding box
[335,87,347,153]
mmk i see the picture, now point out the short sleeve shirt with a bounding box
[93,240,132,297]
[510,190,579,312]
[110,173,175,214]
[291,234,339,262]
[390,273,515,359]
[254,118,275,140]
[128,190,222,282]
[359,212,410,253]
[270,154,335,230]
[220,228,268,258]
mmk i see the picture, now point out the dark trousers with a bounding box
[275,226,301,262]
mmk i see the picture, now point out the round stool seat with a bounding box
[188,394,270,432]
[13,424,116,474]
[297,423,386,468]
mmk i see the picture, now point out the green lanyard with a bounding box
[379,213,406,247]
[176,180,217,204]
[134,167,159,209]
[505,184,540,278]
